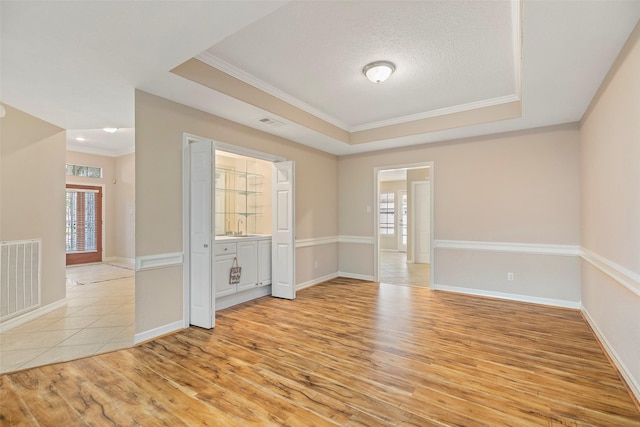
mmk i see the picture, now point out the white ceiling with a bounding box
[203,1,516,130]
[1,1,639,157]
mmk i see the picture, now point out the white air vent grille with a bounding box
[1,239,41,322]
[259,117,286,127]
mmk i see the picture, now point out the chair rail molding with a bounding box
[434,240,580,256]
[580,248,640,297]
[339,235,375,245]
[135,252,184,272]
[295,236,338,248]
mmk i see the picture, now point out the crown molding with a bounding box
[196,52,521,137]
[349,94,521,132]
[196,52,351,131]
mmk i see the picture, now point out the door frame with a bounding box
[374,161,434,288]
[182,133,287,328]
[398,189,407,253]
[65,183,105,265]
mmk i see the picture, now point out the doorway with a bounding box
[65,184,103,265]
[182,135,296,329]
[375,164,433,288]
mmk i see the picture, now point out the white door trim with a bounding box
[183,135,295,327]
[398,189,407,253]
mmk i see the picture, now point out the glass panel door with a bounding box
[66,185,102,265]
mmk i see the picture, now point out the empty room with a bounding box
[1,1,639,425]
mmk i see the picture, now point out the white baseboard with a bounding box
[297,273,339,291]
[0,299,68,333]
[104,256,135,264]
[216,286,272,310]
[134,320,184,345]
[581,307,640,403]
[432,284,581,309]
[338,272,375,282]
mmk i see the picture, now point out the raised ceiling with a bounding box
[1,1,639,156]
[202,1,517,130]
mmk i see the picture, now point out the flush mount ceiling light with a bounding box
[363,61,396,83]
[103,127,118,133]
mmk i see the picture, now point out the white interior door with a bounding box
[414,181,430,264]
[271,161,295,299]
[189,140,215,328]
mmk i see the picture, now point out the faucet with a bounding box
[237,218,243,236]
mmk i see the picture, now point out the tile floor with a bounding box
[0,262,135,374]
[379,251,430,287]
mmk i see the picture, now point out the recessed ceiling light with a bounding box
[363,61,396,83]
[103,127,118,133]
[75,137,86,142]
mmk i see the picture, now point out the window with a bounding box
[65,163,102,178]
[379,192,395,235]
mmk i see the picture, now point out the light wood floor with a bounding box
[2,278,639,426]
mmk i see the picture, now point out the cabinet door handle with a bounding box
[204,244,209,248]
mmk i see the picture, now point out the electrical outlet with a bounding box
[507,272,514,281]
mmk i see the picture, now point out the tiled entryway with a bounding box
[379,251,430,287]
[0,262,134,374]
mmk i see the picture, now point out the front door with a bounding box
[66,185,102,265]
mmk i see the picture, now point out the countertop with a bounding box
[215,234,271,242]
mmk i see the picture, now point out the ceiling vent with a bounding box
[259,117,286,127]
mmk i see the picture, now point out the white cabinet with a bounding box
[215,254,236,297]
[236,240,258,292]
[258,239,272,287]
[215,236,271,299]
[215,242,237,298]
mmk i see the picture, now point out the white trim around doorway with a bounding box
[374,162,435,288]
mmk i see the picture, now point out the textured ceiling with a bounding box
[204,1,517,129]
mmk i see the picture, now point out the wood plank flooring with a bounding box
[1,278,639,426]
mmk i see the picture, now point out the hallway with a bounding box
[379,251,429,287]
[0,262,135,373]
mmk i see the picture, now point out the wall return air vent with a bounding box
[259,117,286,127]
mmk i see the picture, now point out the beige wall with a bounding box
[114,153,135,260]
[1,105,66,307]
[339,124,581,302]
[135,90,338,334]
[580,22,640,396]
